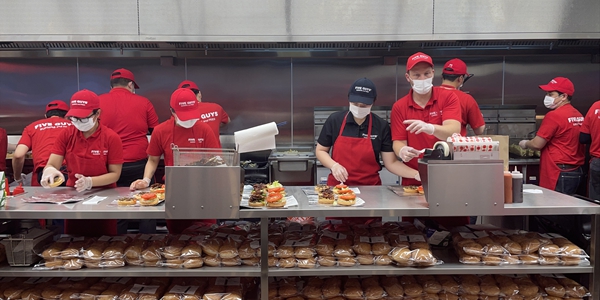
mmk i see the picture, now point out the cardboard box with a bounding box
[480,135,509,171]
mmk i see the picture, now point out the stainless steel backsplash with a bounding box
[1,55,599,147]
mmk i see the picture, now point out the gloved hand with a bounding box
[399,146,422,162]
[404,119,435,135]
[330,162,348,184]
[414,172,421,182]
[74,174,93,192]
[40,166,65,188]
[519,140,528,149]
[130,177,151,191]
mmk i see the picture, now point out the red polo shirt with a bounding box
[391,87,462,186]
[537,104,584,165]
[199,102,229,143]
[147,118,221,166]
[439,84,485,136]
[18,118,72,172]
[581,100,600,158]
[99,88,159,163]
[51,124,124,187]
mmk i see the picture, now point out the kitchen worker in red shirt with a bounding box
[99,68,159,234]
[130,88,220,234]
[178,80,230,146]
[439,58,486,136]
[580,99,600,200]
[391,52,462,187]
[41,89,124,236]
[0,128,6,172]
[519,77,584,194]
[99,68,159,186]
[317,77,420,186]
[12,100,71,186]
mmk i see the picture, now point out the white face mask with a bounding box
[72,118,96,132]
[176,117,199,128]
[411,77,434,94]
[543,95,558,109]
[349,104,371,119]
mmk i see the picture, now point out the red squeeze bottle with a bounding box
[504,171,513,204]
[12,184,25,195]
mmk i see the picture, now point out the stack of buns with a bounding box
[37,237,93,270]
[82,236,130,269]
[453,228,589,266]
[267,274,590,299]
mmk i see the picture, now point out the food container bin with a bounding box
[0,227,58,266]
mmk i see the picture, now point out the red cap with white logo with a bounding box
[66,89,100,118]
[178,80,200,91]
[539,77,575,96]
[111,68,139,89]
[170,88,200,121]
[406,52,434,71]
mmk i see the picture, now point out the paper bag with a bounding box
[481,135,509,171]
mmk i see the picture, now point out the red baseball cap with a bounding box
[170,88,200,121]
[178,80,200,91]
[539,77,575,96]
[443,58,469,76]
[45,100,69,113]
[66,89,100,118]
[110,68,139,89]
[406,52,434,71]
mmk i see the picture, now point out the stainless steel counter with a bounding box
[1,187,165,219]
[239,186,430,218]
[2,185,599,219]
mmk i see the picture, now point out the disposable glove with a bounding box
[74,174,93,192]
[519,140,528,149]
[130,177,151,191]
[40,166,65,188]
[404,119,435,135]
[414,172,421,182]
[399,146,421,162]
[330,162,348,184]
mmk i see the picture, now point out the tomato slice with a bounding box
[141,193,157,200]
[268,187,284,193]
[338,189,353,194]
[267,193,283,203]
[339,194,356,200]
[153,188,165,193]
[335,184,348,189]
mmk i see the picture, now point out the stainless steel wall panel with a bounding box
[504,55,600,115]
[0,58,78,134]
[138,0,433,42]
[186,58,292,145]
[434,0,600,39]
[0,0,139,41]
[293,59,397,146]
[77,58,187,123]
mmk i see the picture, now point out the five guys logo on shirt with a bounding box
[595,109,600,116]
[201,111,219,121]
[568,116,584,125]
[91,150,101,155]
[34,122,71,131]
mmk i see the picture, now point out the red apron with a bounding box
[166,121,216,233]
[64,130,117,236]
[327,113,381,186]
[539,148,567,190]
[326,113,381,224]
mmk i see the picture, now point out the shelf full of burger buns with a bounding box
[0,276,256,300]
[15,219,590,274]
[0,274,591,300]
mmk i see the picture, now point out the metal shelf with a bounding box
[268,249,593,277]
[0,265,260,277]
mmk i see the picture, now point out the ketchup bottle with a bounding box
[504,171,513,204]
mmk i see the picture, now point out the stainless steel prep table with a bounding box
[0,187,164,219]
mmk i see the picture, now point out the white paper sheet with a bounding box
[234,122,279,153]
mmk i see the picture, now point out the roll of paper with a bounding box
[234,122,279,153]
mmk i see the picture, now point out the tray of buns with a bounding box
[388,185,425,197]
[110,185,166,207]
[309,184,365,207]
[241,182,297,208]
